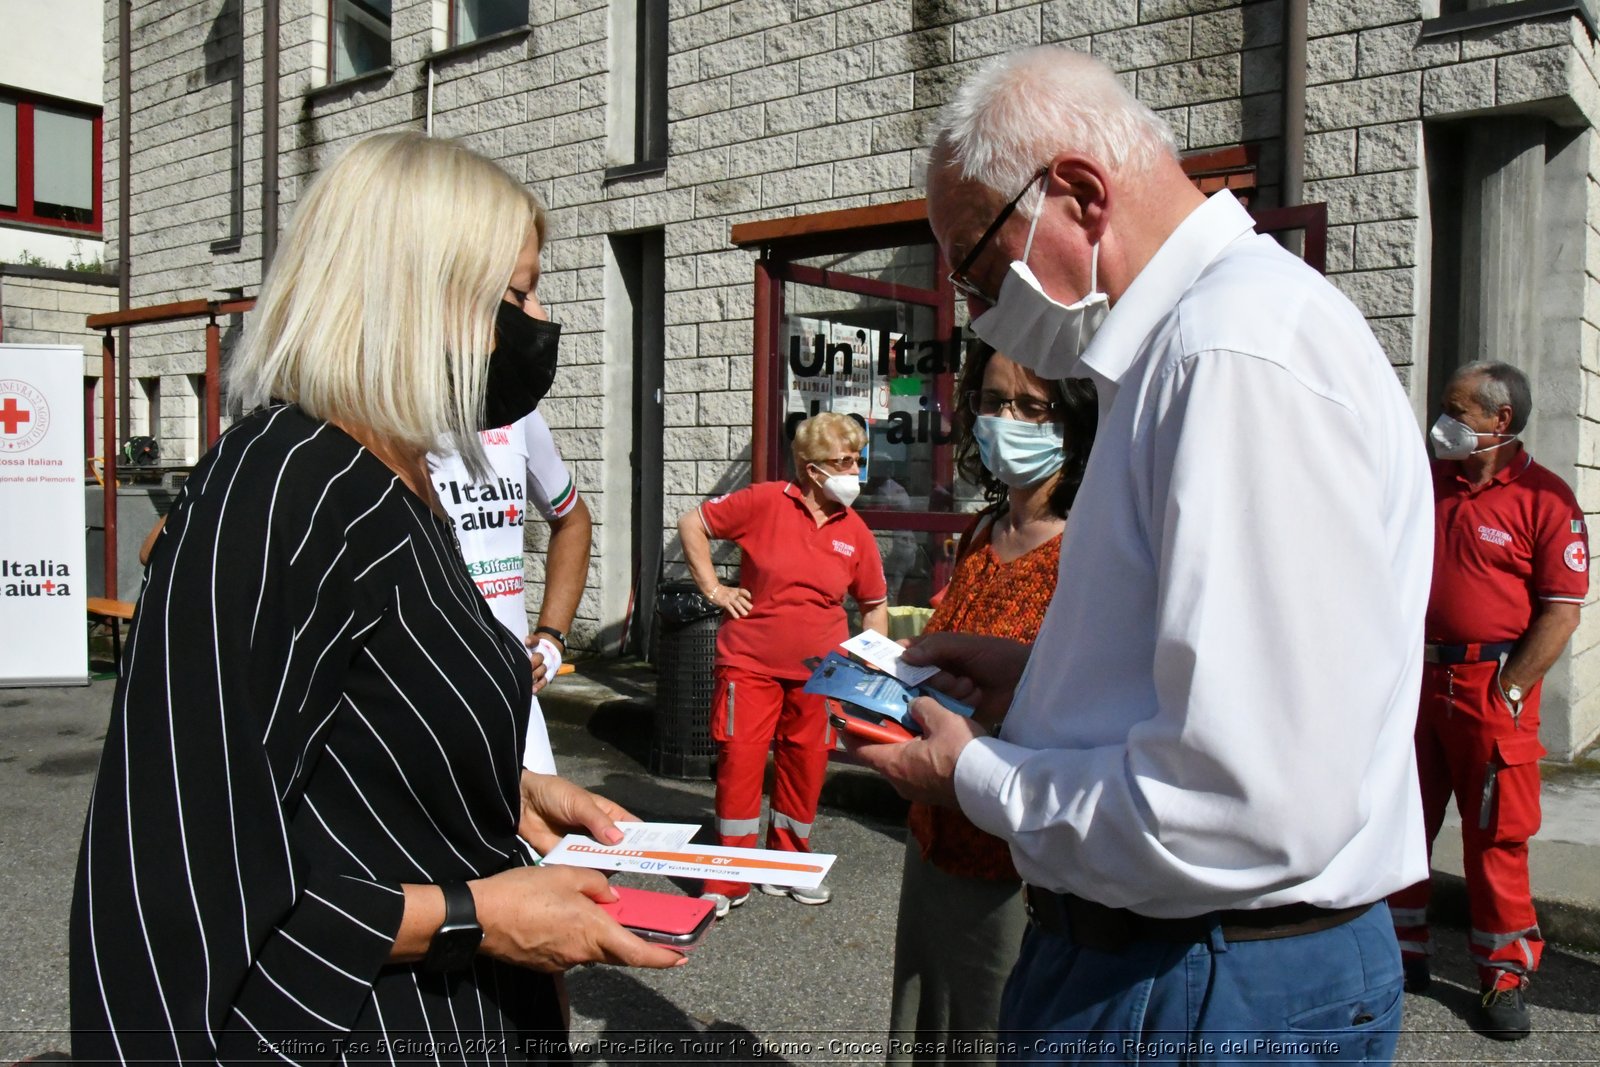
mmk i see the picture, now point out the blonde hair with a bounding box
[229,131,544,472]
[792,412,867,472]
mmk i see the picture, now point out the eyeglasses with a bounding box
[947,166,1049,305]
[814,454,863,472]
[965,390,1059,423]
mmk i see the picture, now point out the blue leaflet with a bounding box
[802,651,975,734]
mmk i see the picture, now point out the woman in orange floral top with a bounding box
[888,342,1096,1064]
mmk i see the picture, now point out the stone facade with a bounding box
[1297,1,1600,758]
[0,265,118,450]
[105,0,1600,756]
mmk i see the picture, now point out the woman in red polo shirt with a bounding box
[678,412,889,915]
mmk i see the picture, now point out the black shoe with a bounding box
[1403,957,1431,994]
[1477,983,1531,1041]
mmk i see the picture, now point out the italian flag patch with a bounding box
[549,477,578,518]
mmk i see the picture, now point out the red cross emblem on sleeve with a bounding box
[1565,541,1588,572]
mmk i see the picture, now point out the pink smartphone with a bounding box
[598,887,717,949]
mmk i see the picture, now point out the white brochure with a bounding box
[543,824,836,889]
[840,629,939,686]
[607,821,700,849]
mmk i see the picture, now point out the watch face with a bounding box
[427,922,484,972]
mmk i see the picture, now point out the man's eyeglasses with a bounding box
[947,166,1049,305]
[965,390,1059,423]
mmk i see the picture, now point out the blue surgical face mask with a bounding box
[974,414,1065,488]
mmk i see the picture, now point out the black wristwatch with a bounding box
[533,624,567,648]
[424,882,483,972]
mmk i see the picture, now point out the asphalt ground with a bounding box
[1,674,1597,1065]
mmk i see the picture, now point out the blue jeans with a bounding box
[999,902,1403,1064]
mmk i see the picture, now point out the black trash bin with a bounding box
[650,581,721,779]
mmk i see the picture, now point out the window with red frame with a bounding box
[0,93,102,233]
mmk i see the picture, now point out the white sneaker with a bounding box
[758,882,832,905]
[699,891,749,919]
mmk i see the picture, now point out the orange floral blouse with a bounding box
[907,510,1061,882]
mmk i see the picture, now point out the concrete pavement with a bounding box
[1,661,1596,1065]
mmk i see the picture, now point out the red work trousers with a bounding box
[702,664,833,899]
[1388,659,1546,987]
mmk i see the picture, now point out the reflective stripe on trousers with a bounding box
[770,810,812,843]
[1471,926,1541,975]
[717,816,761,837]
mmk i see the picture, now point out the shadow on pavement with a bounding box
[565,965,788,1066]
[585,700,658,772]
[1414,933,1600,1026]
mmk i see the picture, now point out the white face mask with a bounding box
[969,182,1109,379]
[1429,413,1517,461]
[812,467,861,508]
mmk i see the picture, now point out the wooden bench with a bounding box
[87,596,136,671]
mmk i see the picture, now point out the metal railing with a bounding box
[86,296,256,598]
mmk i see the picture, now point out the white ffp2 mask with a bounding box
[1429,414,1516,461]
[816,470,861,508]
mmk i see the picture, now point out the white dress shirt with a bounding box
[953,192,1433,917]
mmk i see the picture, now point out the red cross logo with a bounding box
[1565,541,1588,573]
[42,580,55,593]
[505,504,521,523]
[0,396,31,435]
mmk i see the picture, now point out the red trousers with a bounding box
[1388,659,1546,987]
[703,664,834,899]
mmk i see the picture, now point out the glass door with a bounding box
[763,242,976,607]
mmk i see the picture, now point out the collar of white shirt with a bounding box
[1073,190,1257,386]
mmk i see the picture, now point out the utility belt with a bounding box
[1022,886,1372,953]
[1423,641,1515,665]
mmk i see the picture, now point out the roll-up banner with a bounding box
[0,344,87,686]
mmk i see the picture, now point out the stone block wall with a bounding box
[109,0,1290,652]
[1299,3,1600,753]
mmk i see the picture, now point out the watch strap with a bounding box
[440,881,477,926]
[424,882,482,972]
[533,624,567,647]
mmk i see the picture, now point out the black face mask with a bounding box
[480,300,560,430]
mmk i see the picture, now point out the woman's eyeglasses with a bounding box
[965,390,1059,422]
[816,454,864,471]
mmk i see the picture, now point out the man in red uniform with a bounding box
[1390,361,1587,1040]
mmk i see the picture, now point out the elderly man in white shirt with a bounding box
[854,47,1432,1063]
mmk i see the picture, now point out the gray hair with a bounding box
[928,46,1179,218]
[1452,361,1532,434]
